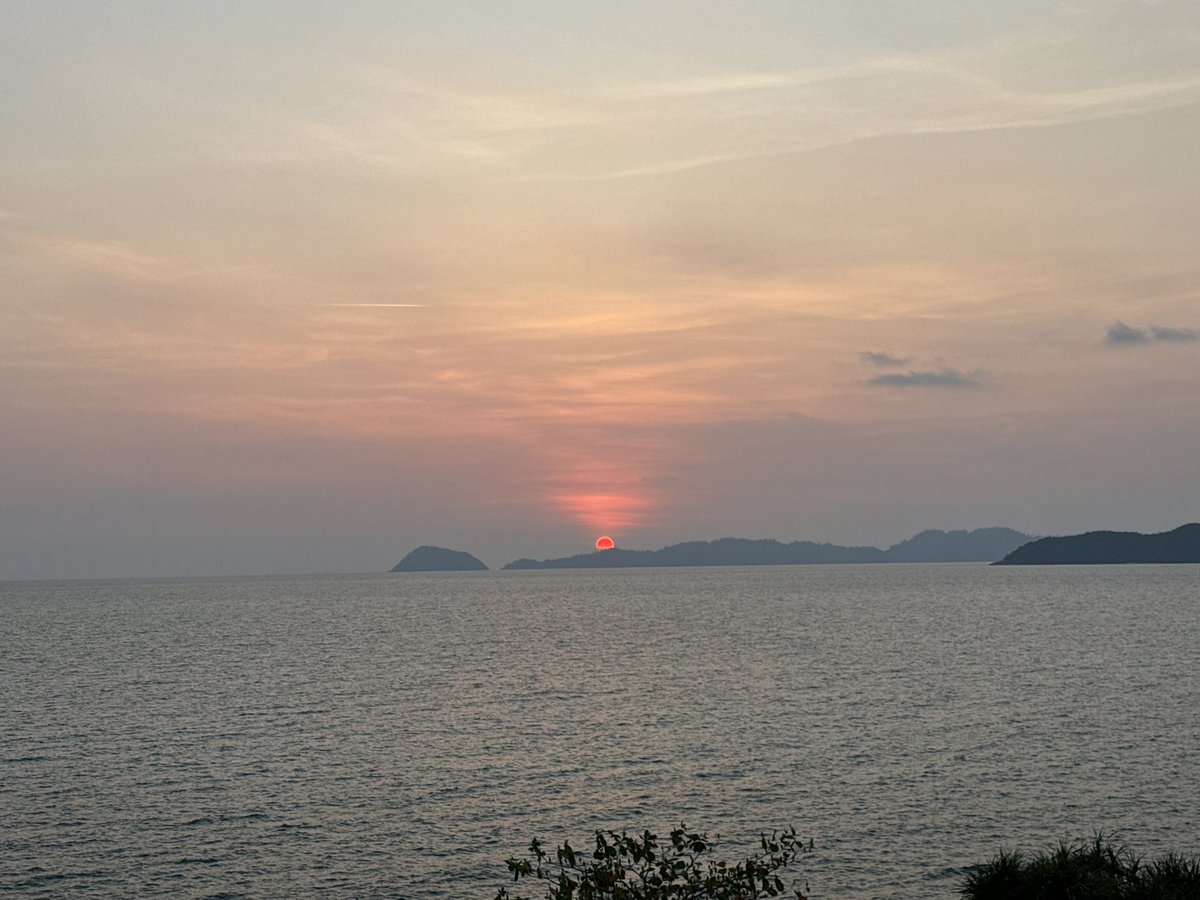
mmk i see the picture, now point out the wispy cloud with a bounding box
[1106,320,1198,346]
[861,351,910,367]
[262,33,1200,185]
[869,368,980,388]
[519,56,1200,181]
[1106,321,1151,344]
[1150,325,1198,342]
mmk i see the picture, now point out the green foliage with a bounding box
[960,834,1200,900]
[495,824,811,900]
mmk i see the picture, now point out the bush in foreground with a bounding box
[961,834,1200,899]
[495,824,811,899]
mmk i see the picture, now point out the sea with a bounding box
[2,564,1197,898]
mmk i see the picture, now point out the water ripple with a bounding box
[2,566,1198,897]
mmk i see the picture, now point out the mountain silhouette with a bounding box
[390,546,488,572]
[884,527,1034,562]
[994,524,1200,565]
[503,528,1033,570]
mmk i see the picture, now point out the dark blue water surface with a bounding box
[2,565,1197,898]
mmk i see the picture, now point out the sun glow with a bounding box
[553,491,654,531]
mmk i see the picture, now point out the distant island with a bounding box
[994,523,1200,565]
[390,546,488,572]
[502,528,1033,570]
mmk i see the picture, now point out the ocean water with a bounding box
[2,565,1197,898]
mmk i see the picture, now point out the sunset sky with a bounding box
[3,2,1199,578]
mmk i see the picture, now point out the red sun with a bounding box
[595,536,615,551]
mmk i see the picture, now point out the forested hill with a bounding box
[503,528,1033,570]
[390,546,489,572]
[994,524,1200,565]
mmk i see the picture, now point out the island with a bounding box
[881,527,1036,562]
[503,528,1033,570]
[994,523,1200,565]
[390,546,488,572]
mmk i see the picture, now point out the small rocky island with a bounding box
[995,523,1200,565]
[390,546,488,572]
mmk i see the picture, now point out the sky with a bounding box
[2,1,1199,579]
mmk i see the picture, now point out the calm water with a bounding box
[2,565,1197,898]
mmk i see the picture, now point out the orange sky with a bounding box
[2,3,1199,577]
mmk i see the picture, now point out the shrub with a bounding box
[495,824,811,899]
[960,834,1200,900]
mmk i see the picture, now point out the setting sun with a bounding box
[595,536,615,551]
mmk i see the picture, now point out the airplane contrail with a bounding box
[324,303,428,308]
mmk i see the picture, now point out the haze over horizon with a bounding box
[3,2,1199,579]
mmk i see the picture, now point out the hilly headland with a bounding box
[501,527,1033,570]
[994,523,1200,564]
